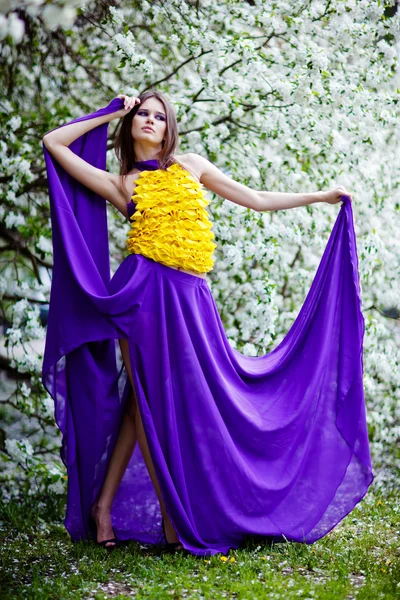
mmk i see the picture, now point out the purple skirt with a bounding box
[41,97,374,556]
[43,248,373,556]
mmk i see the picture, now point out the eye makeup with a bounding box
[137,109,166,121]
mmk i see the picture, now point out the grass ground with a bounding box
[0,487,399,599]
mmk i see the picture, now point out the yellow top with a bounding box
[127,163,217,273]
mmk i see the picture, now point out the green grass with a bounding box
[0,488,399,599]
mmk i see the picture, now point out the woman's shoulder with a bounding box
[173,153,205,184]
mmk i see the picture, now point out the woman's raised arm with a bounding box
[42,96,138,217]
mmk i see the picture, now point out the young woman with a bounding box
[41,91,373,556]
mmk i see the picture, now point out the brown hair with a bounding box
[114,90,179,195]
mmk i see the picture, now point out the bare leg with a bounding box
[91,339,182,548]
[90,363,138,546]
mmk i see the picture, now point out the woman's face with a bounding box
[131,97,167,149]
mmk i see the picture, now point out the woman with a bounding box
[41,91,374,556]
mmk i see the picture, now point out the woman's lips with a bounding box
[142,127,155,133]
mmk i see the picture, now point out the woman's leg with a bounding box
[90,344,139,546]
[92,339,182,547]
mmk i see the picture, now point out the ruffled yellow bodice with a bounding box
[127,163,217,273]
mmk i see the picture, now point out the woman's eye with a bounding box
[138,111,165,121]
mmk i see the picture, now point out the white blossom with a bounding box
[20,382,31,398]
[242,342,258,356]
[42,5,78,30]
[109,6,124,26]
[4,212,25,228]
[6,12,25,43]
[48,480,66,495]
[36,235,53,254]
[5,438,34,463]
[42,397,55,417]
[8,115,21,131]
[6,327,22,344]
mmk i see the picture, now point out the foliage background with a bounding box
[0,0,399,506]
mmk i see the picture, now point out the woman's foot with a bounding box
[162,514,184,551]
[90,502,117,549]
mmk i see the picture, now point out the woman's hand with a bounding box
[113,95,141,119]
[323,186,353,205]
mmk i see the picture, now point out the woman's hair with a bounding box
[114,90,179,195]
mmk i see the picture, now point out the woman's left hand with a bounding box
[324,186,353,205]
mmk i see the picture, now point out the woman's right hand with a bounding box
[113,94,141,119]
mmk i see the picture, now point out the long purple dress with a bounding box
[41,96,374,556]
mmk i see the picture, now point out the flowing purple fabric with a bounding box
[41,97,374,556]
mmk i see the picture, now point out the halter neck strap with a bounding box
[132,159,160,171]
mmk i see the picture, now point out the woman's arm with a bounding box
[42,97,137,217]
[191,153,351,211]
[43,111,117,147]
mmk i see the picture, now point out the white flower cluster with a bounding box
[48,479,66,495]
[8,114,21,131]
[20,382,31,398]
[114,31,154,74]
[42,396,55,418]
[12,299,30,328]
[6,327,22,344]
[4,211,26,229]
[0,1,86,43]
[242,342,258,357]
[0,10,24,43]
[108,6,124,26]
[10,351,42,374]
[36,235,53,254]
[4,438,34,464]
[47,463,66,495]
[9,298,45,340]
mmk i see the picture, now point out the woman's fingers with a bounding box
[324,186,353,205]
[126,97,139,110]
[117,95,141,111]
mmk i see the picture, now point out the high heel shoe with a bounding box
[89,514,123,550]
[161,517,184,553]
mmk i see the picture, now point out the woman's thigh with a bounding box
[119,339,138,419]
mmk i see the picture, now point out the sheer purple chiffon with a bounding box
[41,97,374,556]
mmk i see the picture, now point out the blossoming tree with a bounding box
[0,0,399,499]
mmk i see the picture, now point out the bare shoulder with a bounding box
[180,153,220,183]
[183,153,225,186]
[174,152,206,183]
